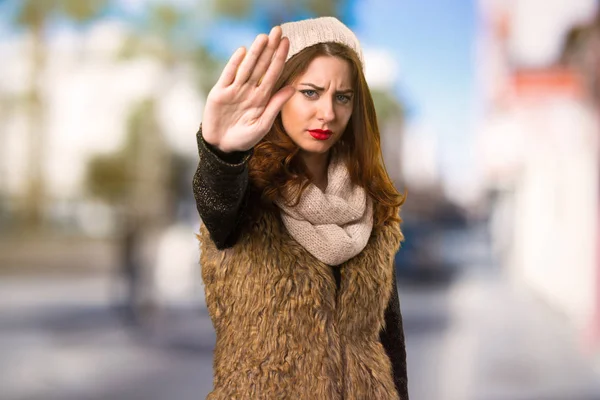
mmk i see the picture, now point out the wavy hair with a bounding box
[248,42,405,226]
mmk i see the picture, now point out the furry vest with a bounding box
[199,203,404,399]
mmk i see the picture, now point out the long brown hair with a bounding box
[249,42,405,226]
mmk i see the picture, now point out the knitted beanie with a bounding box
[280,16,365,67]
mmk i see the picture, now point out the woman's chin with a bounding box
[300,144,331,155]
[297,139,334,155]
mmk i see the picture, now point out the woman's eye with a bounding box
[300,89,317,98]
[337,94,351,104]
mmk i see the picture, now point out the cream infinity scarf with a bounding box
[275,157,373,266]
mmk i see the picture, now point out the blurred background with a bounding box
[1,0,600,399]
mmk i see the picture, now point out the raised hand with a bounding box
[201,26,295,153]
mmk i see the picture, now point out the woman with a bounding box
[193,16,408,399]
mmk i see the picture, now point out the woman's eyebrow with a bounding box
[299,82,354,94]
[299,83,324,90]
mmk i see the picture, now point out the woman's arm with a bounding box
[192,27,293,249]
[380,267,409,399]
[192,126,252,249]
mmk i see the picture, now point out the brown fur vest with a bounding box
[199,203,403,399]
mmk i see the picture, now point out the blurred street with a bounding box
[2,223,600,400]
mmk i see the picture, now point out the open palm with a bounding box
[202,26,295,153]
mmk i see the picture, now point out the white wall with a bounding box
[512,98,599,328]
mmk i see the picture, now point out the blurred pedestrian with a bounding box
[193,17,408,399]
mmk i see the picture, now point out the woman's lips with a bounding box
[308,129,332,140]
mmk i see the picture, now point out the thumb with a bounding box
[260,86,295,129]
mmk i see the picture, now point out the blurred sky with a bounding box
[354,0,477,188]
[0,0,478,190]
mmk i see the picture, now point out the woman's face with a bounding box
[281,55,354,155]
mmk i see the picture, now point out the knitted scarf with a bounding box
[275,157,373,266]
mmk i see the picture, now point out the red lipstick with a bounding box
[308,129,332,140]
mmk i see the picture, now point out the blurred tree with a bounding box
[86,100,171,220]
[86,153,129,205]
[212,0,346,26]
[13,0,110,229]
[86,99,172,324]
[371,88,405,127]
[117,3,221,94]
[88,4,210,228]
[372,89,405,189]
[0,92,16,227]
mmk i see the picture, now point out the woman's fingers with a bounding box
[260,85,295,130]
[247,26,282,85]
[258,37,289,91]
[215,46,246,88]
[209,28,292,147]
[234,33,268,85]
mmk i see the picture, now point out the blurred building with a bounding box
[476,0,600,346]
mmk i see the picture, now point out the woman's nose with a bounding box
[317,98,335,123]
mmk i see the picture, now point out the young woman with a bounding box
[193,16,408,400]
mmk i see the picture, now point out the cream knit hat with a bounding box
[280,16,365,67]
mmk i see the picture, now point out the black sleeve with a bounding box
[380,267,409,399]
[192,126,253,249]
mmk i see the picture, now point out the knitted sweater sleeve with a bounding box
[380,267,409,399]
[192,126,253,249]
